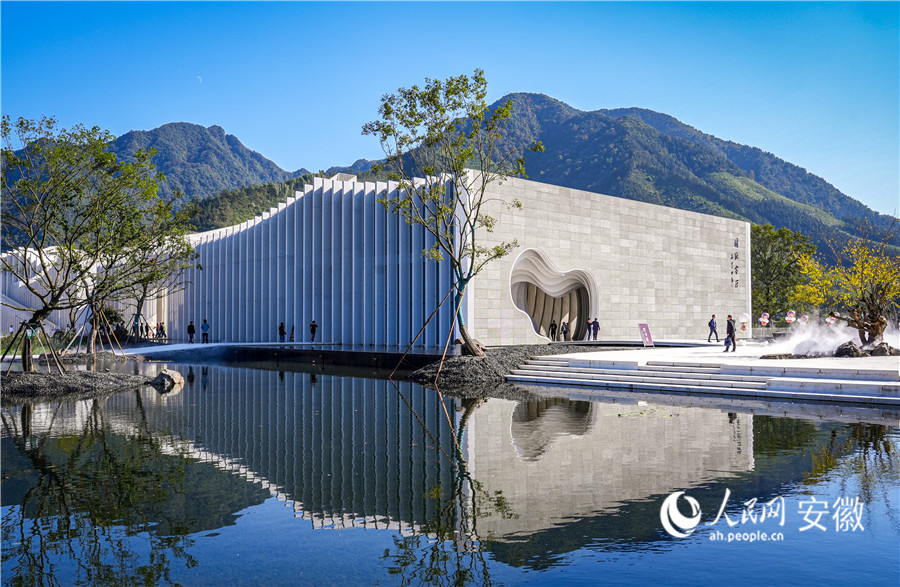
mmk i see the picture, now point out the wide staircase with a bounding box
[507,356,900,406]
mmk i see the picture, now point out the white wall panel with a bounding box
[385,182,399,347]
[0,176,495,348]
[373,183,386,346]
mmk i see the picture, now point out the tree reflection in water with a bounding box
[1,391,197,586]
[806,423,900,528]
[382,397,518,587]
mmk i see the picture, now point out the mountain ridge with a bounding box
[103,95,896,250]
[109,122,310,202]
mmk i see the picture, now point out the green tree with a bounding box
[1,115,196,368]
[362,69,543,356]
[750,224,816,319]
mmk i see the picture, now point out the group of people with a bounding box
[547,320,570,341]
[136,322,167,340]
[280,320,318,342]
[185,319,210,343]
[184,319,320,344]
[707,314,737,352]
[277,321,318,342]
[547,318,601,341]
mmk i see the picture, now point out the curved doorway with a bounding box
[509,249,597,341]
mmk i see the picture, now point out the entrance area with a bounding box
[510,249,597,341]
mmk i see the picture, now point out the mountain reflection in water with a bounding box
[2,362,897,585]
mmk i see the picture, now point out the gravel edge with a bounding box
[408,344,634,399]
[1,371,148,404]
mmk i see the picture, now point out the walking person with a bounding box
[548,319,558,341]
[279,322,286,343]
[201,319,210,343]
[724,315,736,352]
[560,321,569,341]
[187,320,196,343]
[707,314,719,342]
[591,318,600,341]
[310,320,318,342]
[585,319,592,340]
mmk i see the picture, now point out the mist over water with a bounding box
[758,321,900,356]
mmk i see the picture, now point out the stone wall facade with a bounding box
[469,176,751,344]
[2,175,751,346]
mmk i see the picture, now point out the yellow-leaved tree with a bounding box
[794,228,900,346]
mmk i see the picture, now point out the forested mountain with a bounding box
[597,106,888,226]
[108,98,896,252]
[489,93,896,249]
[109,123,309,203]
[190,174,320,232]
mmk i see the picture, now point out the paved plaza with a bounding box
[509,339,900,407]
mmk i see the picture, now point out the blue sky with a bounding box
[2,1,898,216]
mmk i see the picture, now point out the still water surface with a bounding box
[2,362,898,586]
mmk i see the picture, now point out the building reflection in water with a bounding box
[464,397,753,540]
[3,363,766,582]
[4,366,459,534]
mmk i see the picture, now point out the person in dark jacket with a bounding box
[187,321,196,343]
[548,320,558,341]
[279,322,286,342]
[724,315,736,352]
[708,315,719,342]
[310,320,318,342]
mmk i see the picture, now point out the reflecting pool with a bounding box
[2,363,899,586]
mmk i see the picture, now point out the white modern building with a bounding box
[3,174,751,347]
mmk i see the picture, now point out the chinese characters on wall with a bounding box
[730,237,740,288]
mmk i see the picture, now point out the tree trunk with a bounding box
[458,323,486,357]
[20,308,53,371]
[453,279,486,357]
[21,335,34,372]
[838,309,886,348]
[132,288,149,342]
[87,320,98,356]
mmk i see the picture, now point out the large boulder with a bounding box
[834,341,868,358]
[870,342,900,356]
[146,368,184,392]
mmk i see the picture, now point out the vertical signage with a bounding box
[638,323,654,347]
[730,237,740,288]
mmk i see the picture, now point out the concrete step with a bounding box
[524,359,571,367]
[638,364,721,375]
[722,364,900,382]
[508,368,767,390]
[505,373,900,406]
[645,361,723,370]
[507,373,752,394]
[767,378,900,398]
[515,364,769,383]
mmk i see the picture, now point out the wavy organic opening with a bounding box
[511,399,594,461]
[510,249,598,340]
